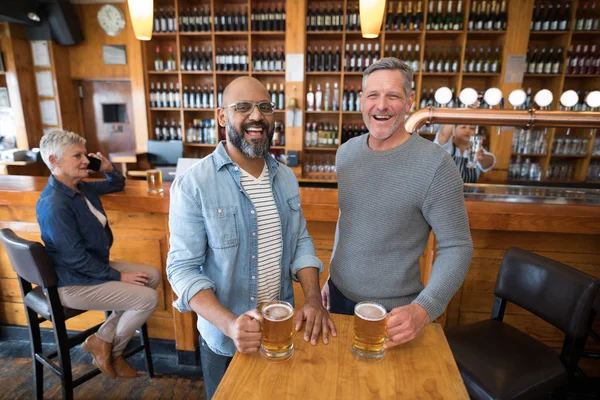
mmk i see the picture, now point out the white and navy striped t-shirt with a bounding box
[239,164,283,304]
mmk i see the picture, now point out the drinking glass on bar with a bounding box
[260,300,294,361]
[146,169,163,193]
[351,301,387,362]
[467,135,482,169]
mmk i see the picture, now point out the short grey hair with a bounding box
[362,57,414,98]
[39,130,86,172]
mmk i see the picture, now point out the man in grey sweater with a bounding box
[322,58,473,348]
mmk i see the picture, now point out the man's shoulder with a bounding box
[177,154,218,185]
[338,135,365,155]
[412,134,454,163]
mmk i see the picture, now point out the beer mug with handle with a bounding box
[352,301,387,362]
[260,300,294,361]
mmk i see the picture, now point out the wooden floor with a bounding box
[0,339,206,400]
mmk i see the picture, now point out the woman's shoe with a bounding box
[112,356,138,378]
[81,334,116,378]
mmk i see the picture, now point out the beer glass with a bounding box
[260,300,294,361]
[467,135,482,169]
[146,169,163,193]
[352,301,387,362]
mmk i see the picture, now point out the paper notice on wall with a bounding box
[31,41,51,67]
[35,71,55,97]
[40,100,59,126]
[285,54,304,82]
[504,55,526,84]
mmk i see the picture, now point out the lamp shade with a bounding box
[360,0,386,39]
[128,0,154,41]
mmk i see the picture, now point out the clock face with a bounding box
[97,4,126,37]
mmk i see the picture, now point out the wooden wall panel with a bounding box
[69,4,131,80]
[49,42,84,135]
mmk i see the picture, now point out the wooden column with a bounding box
[284,0,307,177]
[0,24,43,150]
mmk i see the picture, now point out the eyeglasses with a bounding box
[224,101,276,115]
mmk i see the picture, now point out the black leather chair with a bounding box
[446,247,599,400]
[0,229,154,400]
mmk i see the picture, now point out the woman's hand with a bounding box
[121,271,150,286]
[88,152,113,173]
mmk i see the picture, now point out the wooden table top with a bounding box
[213,314,468,400]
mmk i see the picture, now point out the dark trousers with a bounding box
[328,278,357,316]
[200,338,233,400]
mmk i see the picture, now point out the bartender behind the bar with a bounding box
[322,57,473,347]
[434,123,496,183]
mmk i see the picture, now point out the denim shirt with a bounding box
[36,169,125,287]
[167,142,323,357]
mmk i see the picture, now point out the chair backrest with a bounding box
[0,229,57,288]
[495,247,598,339]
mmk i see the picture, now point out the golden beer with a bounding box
[260,301,294,361]
[352,301,387,361]
[146,169,163,193]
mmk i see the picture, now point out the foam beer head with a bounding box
[263,303,293,321]
[355,302,386,321]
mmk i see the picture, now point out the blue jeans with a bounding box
[200,338,232,400]
[328,278,357,316]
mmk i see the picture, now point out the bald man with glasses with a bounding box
[167,77,335,399]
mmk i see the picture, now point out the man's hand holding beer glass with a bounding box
[384,303,430,348]
[225,309,264,354]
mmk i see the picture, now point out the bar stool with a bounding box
[446,247,599,400]
[0,229,153,400]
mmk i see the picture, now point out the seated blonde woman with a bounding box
[36,130,160,379]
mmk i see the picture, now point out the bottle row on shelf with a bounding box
[526,47,564,75]
[574,2,600,31]
[154,118,183,141]
[566,44,600,75]
[509,157,543,181]
[386,1,424,32]
[185,119,218,144]
[304,122,370,149]
[306,83,342,112]
[530,0,572,32]
[152,4,287,34]
[467,0,507,31]
[150,82,181,109]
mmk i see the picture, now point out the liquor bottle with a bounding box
[468,0,476,30]
[278,83,285,110]
[315,84,323,111]
[332,82,340,111]
[155,119,162,140]
[426,0,435,30]
[306,84,315,111]
[153,8,160,33]
[385,2,395,30]
[454,0,463,30]
[324,82,331,111]
[159,8,167,32]
[414,1,423,30]
[167,7,175,32]
[394,2,404,31]
[443,0,453,30]
[166,46,176,71]
[154,46,164,71]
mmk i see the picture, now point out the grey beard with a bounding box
[363,114,403,139]
[226,119,272,159]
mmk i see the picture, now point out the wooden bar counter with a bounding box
[1,176,599,366]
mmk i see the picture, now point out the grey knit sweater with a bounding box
[330,133,473,320]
